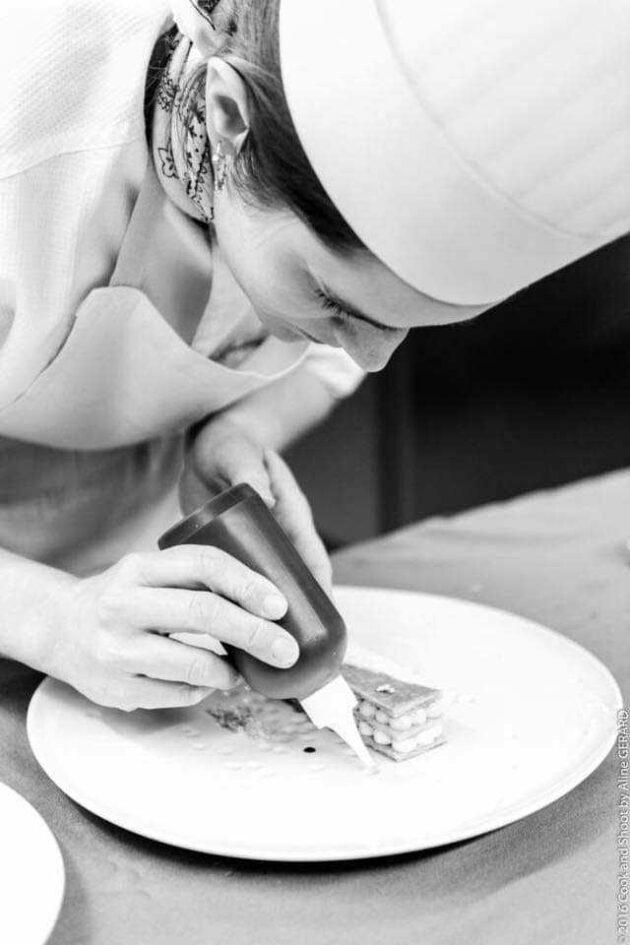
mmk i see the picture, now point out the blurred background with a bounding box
[287,233,630,547]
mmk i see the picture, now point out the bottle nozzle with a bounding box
[300,676,377,770]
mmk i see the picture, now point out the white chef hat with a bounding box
[280,0,630,305]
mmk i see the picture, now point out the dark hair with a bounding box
[178,0,365,254]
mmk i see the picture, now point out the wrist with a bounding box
[189,409,273,455]
[187,370,337,456]
[32,571,82,678]
[0,554,80,673]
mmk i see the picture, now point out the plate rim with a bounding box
[27,586,623,862]
[0,780,66,942]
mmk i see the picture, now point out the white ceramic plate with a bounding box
[0,782,65,945]
[27,587,621,862]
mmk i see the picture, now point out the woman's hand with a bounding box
[44,546,298,712]
[179,416,333,592]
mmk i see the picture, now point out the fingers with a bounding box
[265,450,333,592]
[195,431,275,507]
[126,634,240,689]
[116,677,214,711]
[129,588,299,668]
[113,547,299,669]
[121,546,287,619]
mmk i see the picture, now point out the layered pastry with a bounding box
[342,664,445,761]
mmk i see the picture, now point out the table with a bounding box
[1,471,627,945]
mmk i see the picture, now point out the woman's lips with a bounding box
[289,325,327,344]
[264,317,329,346]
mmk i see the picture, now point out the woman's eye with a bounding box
[314,288,346,319]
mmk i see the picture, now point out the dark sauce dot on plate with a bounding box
[303,746,316,754]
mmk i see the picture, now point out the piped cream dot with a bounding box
[392,736,418,754]
[413,708,428,726]
[416,724,442,746]
[389,714,413,731]
[426,700,443,719]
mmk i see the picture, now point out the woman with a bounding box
[1,0,628,711]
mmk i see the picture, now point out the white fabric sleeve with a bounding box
[300,343,365,399]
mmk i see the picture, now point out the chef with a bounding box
[0,0,628,712]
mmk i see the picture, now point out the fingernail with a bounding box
[271,636,299,667]
[263,592,288,619]
[252,483,275,507]
[224,672,242,691]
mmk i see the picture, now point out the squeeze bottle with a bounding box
[158,483,373,767]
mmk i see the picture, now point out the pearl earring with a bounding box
[212,140,229,193]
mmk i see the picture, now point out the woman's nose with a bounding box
[338,324,409,372]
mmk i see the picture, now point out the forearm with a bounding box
[0,547,78,670]
[210,364,339,452]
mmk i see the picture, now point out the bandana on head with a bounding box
[151,5,271,368]
[151,28,215,223]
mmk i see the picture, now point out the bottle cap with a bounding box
[300,675,376,770]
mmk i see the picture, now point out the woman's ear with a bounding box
[205,57,250,154]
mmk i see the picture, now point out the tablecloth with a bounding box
[1,470,627,945]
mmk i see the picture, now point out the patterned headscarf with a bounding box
[151,29,215,223]
[152,4,270,367]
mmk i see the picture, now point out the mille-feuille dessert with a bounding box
[342,663,445,761]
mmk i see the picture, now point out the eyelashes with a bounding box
[314,286,402,336]
[314,287,348,320]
